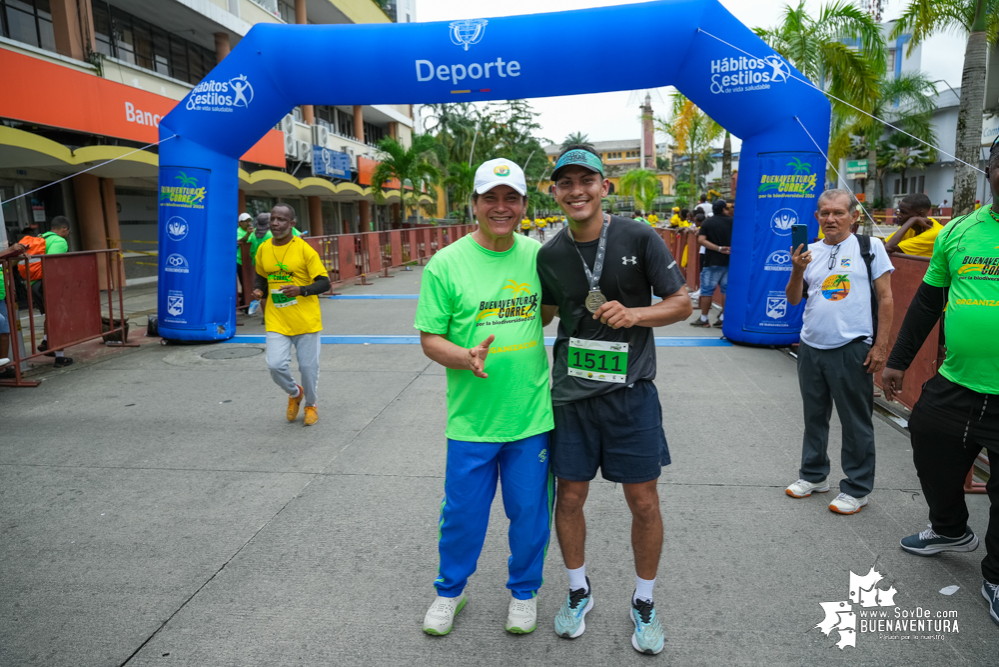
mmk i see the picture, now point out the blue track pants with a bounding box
[435,432,553,600]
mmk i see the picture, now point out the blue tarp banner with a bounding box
[742,153,821,334]
[157,166,210,329]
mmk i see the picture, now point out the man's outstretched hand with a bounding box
[468,335,495,378]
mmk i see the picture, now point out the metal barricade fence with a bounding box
[1,249,132,388]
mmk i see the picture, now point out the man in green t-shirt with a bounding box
[883,140,999,628]
[29,217,72,367]
[237,212,253,299]
[415,158,554,637]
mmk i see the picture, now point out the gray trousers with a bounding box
[266,331,321,407]
[797,340,875,497]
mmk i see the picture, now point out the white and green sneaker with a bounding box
[554,577,593,639]
[505,597,537,634]
[422,594,466,636]
[631,596,665,655]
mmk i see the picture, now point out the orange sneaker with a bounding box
[287,385,304,421]
[303,405,318,426]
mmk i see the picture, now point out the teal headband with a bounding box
[552,149,604,180]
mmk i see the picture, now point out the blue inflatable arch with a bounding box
[157,0,829,344]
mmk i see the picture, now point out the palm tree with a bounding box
[619,169,662,213]
[562,132,590,150]
[829,72,938,209]
[443,162,475,223]
[891,0,997,214]
[754,1,887,118]
[657,93,722,203]
[879,131,937,201]
[370,135,443,227]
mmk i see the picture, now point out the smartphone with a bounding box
[791,224,809,254]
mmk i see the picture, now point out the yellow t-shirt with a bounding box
[521,219,531,229]
[537,219,547,228]
[255,236,327,336]
[889,218,944,258]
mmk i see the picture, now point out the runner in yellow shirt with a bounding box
[521,218,532,235]
[251,204,331,425]
[537,216,548,241]
[884,193,944,258]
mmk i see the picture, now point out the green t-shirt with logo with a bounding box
[237,228,251,265]
[415,234,554,442]
[923,204,999,394]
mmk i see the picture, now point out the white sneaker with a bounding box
[0,357,9,367]
[785,478,830,498]
[689,289,701,299]
[829,493,868,515]
[506,596,537,634]
[422,594,466,636]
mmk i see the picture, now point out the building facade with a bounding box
[0,0,420,283]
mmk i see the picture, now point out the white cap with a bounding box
[238,212,252,222]
[474,158,527,196]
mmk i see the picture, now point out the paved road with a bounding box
[0,265,994,666]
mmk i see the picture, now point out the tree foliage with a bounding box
[619,169,662,213]
[754,1,887,117]
[370,134,444,224]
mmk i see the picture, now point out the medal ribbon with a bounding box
[567,214,610,292]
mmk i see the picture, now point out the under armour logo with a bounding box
[622,256,637,265]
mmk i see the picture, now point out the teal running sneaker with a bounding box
[631,596,665,655]
[554,577,593,639]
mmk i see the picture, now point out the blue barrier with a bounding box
[158,0,828,344]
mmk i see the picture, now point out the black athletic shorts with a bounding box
[550,380,671,484]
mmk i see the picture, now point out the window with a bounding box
[1,0,56,52]
[92,3,217,85]
[278,0,295,23]
[910,176,917,194]
[363,122,385,146]
[917,175,925,193]
[894,178,900,195]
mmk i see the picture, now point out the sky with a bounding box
[413,0,967,149]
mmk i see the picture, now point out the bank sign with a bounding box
[158,166,209,328]
[743,153,822,334]
[312,147,352,180]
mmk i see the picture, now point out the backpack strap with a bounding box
[856,234,878,343]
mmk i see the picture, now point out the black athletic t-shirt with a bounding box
[538,216,686,406]
[698,214,733,267]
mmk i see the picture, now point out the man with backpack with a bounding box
[784,189,894,515]
[18,216,72,367]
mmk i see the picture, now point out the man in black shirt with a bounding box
[691,199,733,328]
[538,144,691,655]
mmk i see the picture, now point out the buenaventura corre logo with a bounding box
[815,567,959,649]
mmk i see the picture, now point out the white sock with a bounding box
[634,576,655,604]
[699,314,708,322]
[290,386,301,398]
[567,564,587,592]
[42,335,48,342]
[54,351,65,358]
[718,313,724,321]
